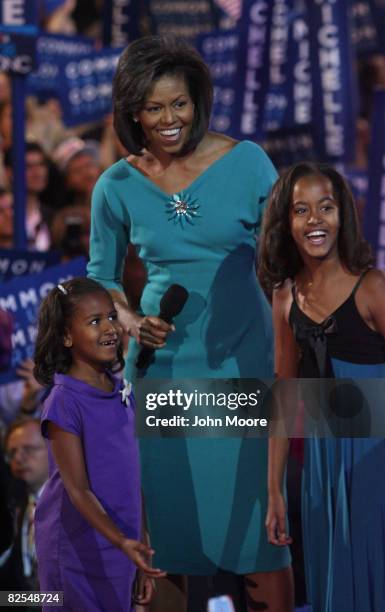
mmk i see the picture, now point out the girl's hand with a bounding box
[265,492,292,546]
[132,571,155,607]
[127,313,174,349]
[121,539,167,578]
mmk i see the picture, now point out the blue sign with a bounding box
[0,257,86,384]
[231,0,274,140]
[27,33,94,98]
[103,0,141,47]
[0,29,36,74]
[351,0,381,56]
[306,0,357,162]
[0,0,38,33]
[56,48,122,127]
[364,90,385,270]
[0,248,60,283]
[197,29,239,135]
[144,0,218,44]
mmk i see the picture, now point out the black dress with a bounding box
[289,272,385,612]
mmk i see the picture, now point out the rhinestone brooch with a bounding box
[166,192,201,227]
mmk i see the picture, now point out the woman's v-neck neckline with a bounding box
[122,140,244,198]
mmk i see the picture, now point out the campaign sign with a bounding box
[0,29,36,74]
[262,0,293,133]
[351,0,381,56]
[103,0,141,48]
[0,249,60,283]
[231,0,274,140]
[197,29,239,135]
[0,257,86,384]
[0,0,38,32]
[27,33,94,98]
[144,0,218,44]
[306,0,357,162]
[364,89,385,270]
[56,48,122,127]
[368,0,385,53]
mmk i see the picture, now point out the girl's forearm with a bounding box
[68,487,127,549]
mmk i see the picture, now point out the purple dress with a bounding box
[35,373,141,612]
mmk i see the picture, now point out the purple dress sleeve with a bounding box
[41,385,82,438]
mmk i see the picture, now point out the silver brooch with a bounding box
[119,379,132,406]
[166,192,201,227]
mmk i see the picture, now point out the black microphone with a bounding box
[136,284,189,371]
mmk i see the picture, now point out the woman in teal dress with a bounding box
[88,35,293,611]
[260,161,385,611]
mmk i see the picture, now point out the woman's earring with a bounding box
[133,117,139,123]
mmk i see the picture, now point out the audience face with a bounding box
[0,191,13,247]
[26,150,49,195]
[65,152,100,197]
[0,102,12,150]
[6,422,48,494]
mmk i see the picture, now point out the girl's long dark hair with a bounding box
[258,162,373,294]
[34,277,124,386]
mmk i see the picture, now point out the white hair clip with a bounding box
[57,284,68,295]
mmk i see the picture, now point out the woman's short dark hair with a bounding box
[33,277,124,386]
[113,35,213,155]
[258,162,373,293]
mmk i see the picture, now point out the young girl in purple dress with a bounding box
[33,278,165,611]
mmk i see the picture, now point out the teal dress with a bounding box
[88,140,290,574]
[290,274,385,611]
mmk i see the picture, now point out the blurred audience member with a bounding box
[41,0,77,35]
[4,144,52,251]
[0,73,11,106]
[50,205,91,260]
[0,188,13,248]
[53,137,101,207]
[0,359,44,434]
[0,418,48,592]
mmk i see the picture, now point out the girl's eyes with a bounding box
[108,313,118,321]
[293,204,336,215]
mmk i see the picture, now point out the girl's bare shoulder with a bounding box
[359,268,385,295]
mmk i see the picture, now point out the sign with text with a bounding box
[27,33,94,98]
[0,248,60,283]
[364,89,385,270]
[145,0,218,44]
[103,0,141,48]
[0,257,86,384]
[55,48,122,126]
[0,0,38,31]
[0,29,36,74]
[306,0,357,162]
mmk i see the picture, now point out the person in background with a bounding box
[0,188,13,249]
[4,144,51,251]
[53,137,101,209]
[0,418,48,592]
